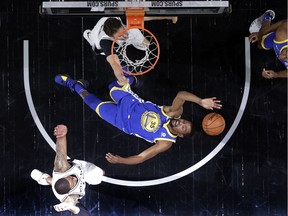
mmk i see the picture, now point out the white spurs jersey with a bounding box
[52,159,104,202]
[89,17,146,51]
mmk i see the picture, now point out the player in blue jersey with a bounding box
[55,75,222,165]
[249,10,288,79]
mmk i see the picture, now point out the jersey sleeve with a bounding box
[81,161,104,185]
[99,39,113,56]
[261,32,275,50]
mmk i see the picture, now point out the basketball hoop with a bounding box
[111,7,160,75]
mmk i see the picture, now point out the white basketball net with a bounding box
[112,28,159,74]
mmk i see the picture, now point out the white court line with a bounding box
[23,40,56,152]
[23,38,251,187]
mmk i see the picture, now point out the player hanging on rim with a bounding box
[54,75,222,165]
[83,16,178,85]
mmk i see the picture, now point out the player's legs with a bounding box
[108,84,131,104]
[54,75,119,126]
[95,101,119,126]
[55,75,102,111]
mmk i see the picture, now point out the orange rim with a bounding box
[111,27,160,76]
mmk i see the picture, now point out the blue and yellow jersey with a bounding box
[98,84,177,143]
[127,102,177,143]
[261,32,288,68]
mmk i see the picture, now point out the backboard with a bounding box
[40,1,231,16]
[40,0,231,75]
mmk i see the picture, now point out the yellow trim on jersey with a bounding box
[273,38,288,44]
[160,106,181,118]
[163,120,178,138]
[279,45,288,53]
[133,75,138,84]
[160,106,170,117]
[109,83,130,103]
[261,32,273,50]
[96,101,115,117]
[155,138,177,143]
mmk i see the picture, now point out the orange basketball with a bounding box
[202,113,225,136]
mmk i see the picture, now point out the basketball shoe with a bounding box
[83,30,94,50]
[31,169,50,185]
[249,10,275,33]
[54,74,89,92]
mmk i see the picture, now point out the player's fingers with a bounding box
[54,205,61,211]
[105,153,114,159]
[213,99,221,103]
[172,16,178,24]
[215,105,222,109]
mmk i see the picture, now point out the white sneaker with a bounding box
[31,169,50,185]
[249,10,275,33]
[83,29,95,50]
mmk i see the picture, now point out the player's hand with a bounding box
[105,153,121,164]
[54,202,73,212]
[248,32,259,43]
[54,124,68,138]
[262,68,277,79]
[54,202,80,214]
[200,97,222,110]
[117,75,129,86]
[172,16,178,24]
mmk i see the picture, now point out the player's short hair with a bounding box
[103,18,123,37]
[54,178,71,194]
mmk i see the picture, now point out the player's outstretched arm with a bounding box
[259,19,287,37]
[54,195,90,215]
[164,91,222,118]
[262,68,288,79]
[106,54,129,86]
[144,16,178,24]
[249,20,287,46]
[54,202,80,214]
[105,140,173,165]
[53,125,71,172]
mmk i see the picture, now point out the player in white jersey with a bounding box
[31,124,104,215]
[83,16,177,85]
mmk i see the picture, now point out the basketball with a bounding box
[202,113,225,136]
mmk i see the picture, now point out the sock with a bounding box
[83,93,102,111]
[74,83,86,95]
